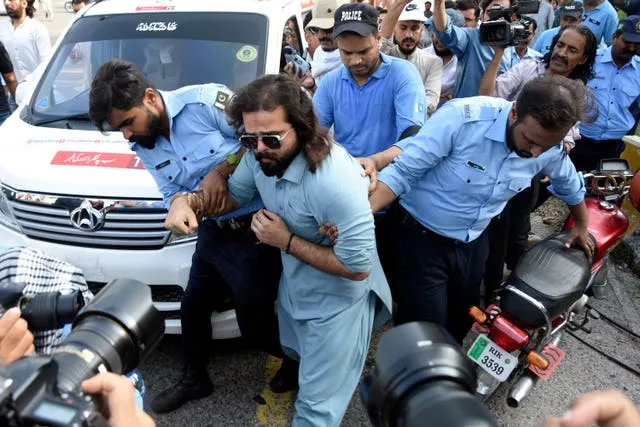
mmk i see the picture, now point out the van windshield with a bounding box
[28,12,267,125]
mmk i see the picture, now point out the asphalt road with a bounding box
[24,8,640,427]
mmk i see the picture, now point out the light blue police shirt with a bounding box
[533,26,560,55]
[503,46,544,68]
[378,97,585,242]
[130,84,262,219]
[435,19,510,98]
[579,47,640,140]
[313,53,427,158]
[582,0,619,46]
[227,144,392,322]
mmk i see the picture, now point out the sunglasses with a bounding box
[307,26,333,35]
[239,128,293,150]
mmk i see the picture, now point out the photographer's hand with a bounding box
[82,373,155,427]
[543,389,640,427]
[0,307,34,364]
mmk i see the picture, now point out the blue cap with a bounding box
[618,15,640,43]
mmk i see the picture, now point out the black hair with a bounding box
[89,60,153,132]
[542,24,597,84]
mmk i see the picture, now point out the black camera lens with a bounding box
[20,291,84,332]
[51,279,164,393]
[361,322,498,427]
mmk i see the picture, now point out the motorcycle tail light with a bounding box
[489,314,530,352]
[469,306,488,324]
[526,351,550,370]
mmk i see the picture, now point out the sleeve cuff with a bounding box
[379,166,412,198]
[547,175,586,206]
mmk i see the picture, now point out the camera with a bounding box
[360,322,498,427]
[0,283,84,332]
[283,45,311,77]
[479,1,540,47]
[0,278,164,426]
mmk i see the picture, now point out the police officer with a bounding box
[366,76,594,342]
[88,60,298,414]
[572,16,640,173]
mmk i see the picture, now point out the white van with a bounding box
[0,0,311,337]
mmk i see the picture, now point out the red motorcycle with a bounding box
[466,158,636,407]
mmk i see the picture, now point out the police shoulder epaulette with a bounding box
[462,104,500,123]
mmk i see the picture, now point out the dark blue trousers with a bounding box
[387,205,489,343]
[181,218,283,370]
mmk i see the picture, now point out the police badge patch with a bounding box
[214,91,230,110]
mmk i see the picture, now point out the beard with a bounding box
[433,45,452,57]
[256,143,301,177]
[398,38,418,55]
[6,6,23,19]
[128,109,162,149]
[506,122,533,158]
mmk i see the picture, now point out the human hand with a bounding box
[82,373,156,427]
[355,157,378,194]
[542,389,640,427]
[564,225,594,258]
[318,222,339,245]
[164,196,199,235]
[251,209,290,250]
[0,307,34,365]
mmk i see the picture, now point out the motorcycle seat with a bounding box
[500,230,593,328]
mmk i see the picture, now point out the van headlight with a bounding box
[0,187,22,232]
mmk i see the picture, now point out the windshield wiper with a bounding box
[32,113,92,127]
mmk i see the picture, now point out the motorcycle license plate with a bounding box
[467,335,517,382]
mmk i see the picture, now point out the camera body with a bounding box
[0,284,84,332]
[0,279,164,427]
[283,45,311,77]
[479,1,540,47]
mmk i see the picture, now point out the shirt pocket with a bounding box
[506,177,532,197]
[155,160,182,184]
[189,141,217,161]
[619,84,640,110]
[283,199,322,243]
[450,163,492,202]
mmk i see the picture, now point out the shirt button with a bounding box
[466,179,471,183]
[182,156,187,161]
[200,176,204,180]
[168,176,173,180]
[210,149,214,154]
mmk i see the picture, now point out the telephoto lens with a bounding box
[19,291,85,332]
[361,322,498,427]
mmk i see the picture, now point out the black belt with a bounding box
[204,212,254,233]
[396,206,472,247]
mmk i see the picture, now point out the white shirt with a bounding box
[0,17,51,82]
[380,37,443,115]
[424,45,458,97]
[310,48,342,87]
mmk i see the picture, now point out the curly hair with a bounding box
[225,74,331,173]
[543,24,597,84]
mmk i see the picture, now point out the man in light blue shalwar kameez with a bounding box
[165,74,392,427]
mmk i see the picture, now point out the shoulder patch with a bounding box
[214,90,231,110]
[463,104,501,123]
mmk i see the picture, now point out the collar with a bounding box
[340,52,392,83]
[278,151,307,184]
[485,102,513,151]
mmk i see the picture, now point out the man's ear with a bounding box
[508,104,518,124]
[143,87,157,107]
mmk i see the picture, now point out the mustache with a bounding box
[551,54,568,65]
[255,152,278,161]
[319,37,333,43]
[401,38,416,44]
